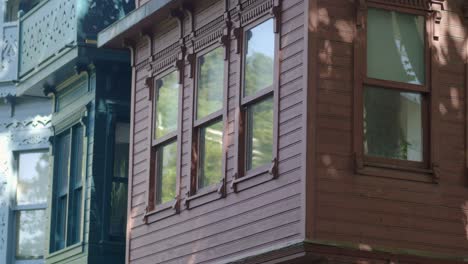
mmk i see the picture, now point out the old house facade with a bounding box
[0,0,134,264]
[98,0,468,263]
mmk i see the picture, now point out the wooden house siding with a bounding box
[313,0,468,257]
[127,0,307,263]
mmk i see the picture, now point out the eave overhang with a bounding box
[97,0,177,49]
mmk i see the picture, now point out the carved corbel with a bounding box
[220,13,232,60]
[182,2,194,34]
[429,0,445,41]
[175,56,185,84]
[356,0,367,29]
[232,27,242,54]
[354,152,364,173]
[431,162,441,184]
[271,0,281,34]
[171,8,186,39]
[4,95,15,117]
[269,157,279,179]
[186,52,196,79]
[43,84,57,97]
[146,76,154,101]
[140,27,154,56]
[217,177,226,197]
[172,195,181,214]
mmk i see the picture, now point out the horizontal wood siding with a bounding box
[314,0,468,257]
[128,0,306,263]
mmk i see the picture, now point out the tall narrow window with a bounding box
[193,47,225,191]
[362,7,428,168]
[14,151,49,260]
[51,124,84,252]
[152,71,179,206]
[242,19,275,173]
[109,122,129,239]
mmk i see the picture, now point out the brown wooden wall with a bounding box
[127,0,307,263]
[313,0,468,258]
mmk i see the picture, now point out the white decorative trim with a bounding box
[0,115,51,129]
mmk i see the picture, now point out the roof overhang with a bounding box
[97,0,178,49]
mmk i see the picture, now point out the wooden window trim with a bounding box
[144,66,182,222]
[185,43,227,210]
[49,120,87,254]
[353,1,441,184]
[232,13,281,193]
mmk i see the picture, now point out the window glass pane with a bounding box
[244,19,274,97]
[364,86,423,162]
[156,142,177,204]
[154,71,179,139]
[67,188,81,246]
[57,132,70,196]
[109,182,127,237]
[70,125,83,188]
[197,47,224,119]
[54,196,67,251]
[17,152,49,205]
[15,210,46,260]
[5,0,42,22]
[367,8,425,85]
[114,123,130,178]
[198,121,223,189]
[246,97,273,170]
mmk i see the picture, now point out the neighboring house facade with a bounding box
[1,0,134,264]
[0,1,52,264]
[99,0,468,263]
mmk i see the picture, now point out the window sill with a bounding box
[231,161,278,192]
[46,242,84,262]
[185,182,224,210]
[143,198,179,224]
[357,161,438,184]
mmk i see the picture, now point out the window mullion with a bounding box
[64,128,73,245]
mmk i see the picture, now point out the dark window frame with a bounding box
[146,67,182,217]
[354,1,440,183]
[49,122,86,253]
[233,14,280,191]
[188,44,227,201]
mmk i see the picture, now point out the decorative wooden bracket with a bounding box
[221,13,232,60]
[4,94,15,118]
[186,52,196,79]
[233,27,242,54]
[171,8,186,39]
[269,157,279,179]
[271,0,281,34]
[230,172,238,192]
[354,152,364,173]
[172,195,181,214]
[431,162,441,183]
[356,0,367,29]
[217,177,227,197]
[43,83,57,97]
[146,77,154,101]
[175,57,185,84]
[123,38,136,67]
[182,2,194,34]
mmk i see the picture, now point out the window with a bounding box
[240,18,276,175]
[150,71,180,207]
[109,122,129,239]
[50,124,84,252]
[355,4,432,177]
[4,0,42,22]
[192,47,225,192]
[13,151,49,261]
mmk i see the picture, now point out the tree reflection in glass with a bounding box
[246,97,273,170]
[364,86,423,161]
[17,152,49,205]
[198,121,223,189]
[197,47,224,119]
[16,210,46,259]
[154,71,179,139]
[244,19,274,97]
[156,141,177,204]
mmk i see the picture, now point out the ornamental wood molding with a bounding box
[366,0,445,10]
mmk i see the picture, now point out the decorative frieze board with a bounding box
[0,87,16,98]
[0,115,51,130]
[367,0,445,11]
[240,0,275,26]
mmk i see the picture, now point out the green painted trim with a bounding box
[46,242,84,263]
[16,48,79,97]
[97,0,173,48]
[304,239,468,262]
